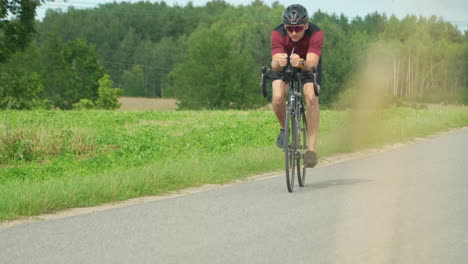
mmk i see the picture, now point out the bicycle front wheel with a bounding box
[297,105,308,187]
[284,107,296,193]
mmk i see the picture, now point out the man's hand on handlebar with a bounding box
[277,53,288,68]
[289,53,302,68]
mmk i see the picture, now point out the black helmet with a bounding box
[282,4,309,25]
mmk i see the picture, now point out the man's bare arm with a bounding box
[302,52,320,72]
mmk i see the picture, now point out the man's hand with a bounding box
[290,53,302,68]
[277,53,288,68]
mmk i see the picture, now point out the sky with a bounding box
[36,0,468,31]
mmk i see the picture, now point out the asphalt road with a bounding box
[1,129,467,264]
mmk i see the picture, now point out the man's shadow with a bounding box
[305,178,371,189]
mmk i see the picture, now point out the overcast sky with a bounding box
[37,0,468,30]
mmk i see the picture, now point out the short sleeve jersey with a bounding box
[271,22,323,59]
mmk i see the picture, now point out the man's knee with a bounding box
[272,93,284,107]
[272,80,286,105]
[304,83,320,108]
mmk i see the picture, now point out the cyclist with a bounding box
[271,4,323,168]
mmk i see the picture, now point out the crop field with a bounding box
[118,97,178,111]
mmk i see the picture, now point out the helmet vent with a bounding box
[282,4,309,25]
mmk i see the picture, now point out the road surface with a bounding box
[1,129,467,263]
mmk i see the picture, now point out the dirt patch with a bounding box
[118,97,178,111]
[1,127,466,230]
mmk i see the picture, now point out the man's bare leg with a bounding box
[304,83,320,151]
[272,80,289,129]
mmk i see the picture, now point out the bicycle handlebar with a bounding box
[260,64,319,98]
[261,67,268,98]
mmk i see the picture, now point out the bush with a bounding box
[72,99,96,110]
[71,74,123,110]
[95,74,123,110]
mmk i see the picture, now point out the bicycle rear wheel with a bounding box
[297,105,308,187]
[284,107,296,193]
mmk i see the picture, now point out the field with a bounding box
[0,102,467,221]
[118,97,178,111]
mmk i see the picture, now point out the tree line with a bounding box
[1,0,467,110]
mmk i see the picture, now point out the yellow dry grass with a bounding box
[119,97,274,111]
[118,97,178,111]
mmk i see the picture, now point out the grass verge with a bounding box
[1,107,467,221]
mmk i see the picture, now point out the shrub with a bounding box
[72,99,96,110]
[95,74,123,110]
[71,74,123,110]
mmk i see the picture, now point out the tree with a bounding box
[318,22,350,105]
[122,65,145,96]
[0,70,49,110]
[0,0,45,62]
[39,34,106,109]
[0,39,51,110]
[15,2,466,108]
[169,24,265,110]
[132,37,183,98]
[464,42,468,104]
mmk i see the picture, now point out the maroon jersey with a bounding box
[271,22,323,58]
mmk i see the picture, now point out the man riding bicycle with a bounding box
[271,4,323,168]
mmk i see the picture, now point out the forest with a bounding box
[1,0,467,110]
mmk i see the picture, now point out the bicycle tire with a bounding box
[284,106,296,193]
[297,104,308,187]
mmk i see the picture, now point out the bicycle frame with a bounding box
[260,58,319,192]
[283,64,305,151]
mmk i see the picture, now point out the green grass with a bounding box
[1,107,467,221]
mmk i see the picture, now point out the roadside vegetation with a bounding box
[1,107,467,221]
[1,1,467,222]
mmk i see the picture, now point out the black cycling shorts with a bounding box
[301,70,322,86]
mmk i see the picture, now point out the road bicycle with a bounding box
[261,58,319,192]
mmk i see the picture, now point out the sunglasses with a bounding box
[285,25,306,33]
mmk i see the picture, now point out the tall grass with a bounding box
[0,145,282,220]
[0,107,467,221]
